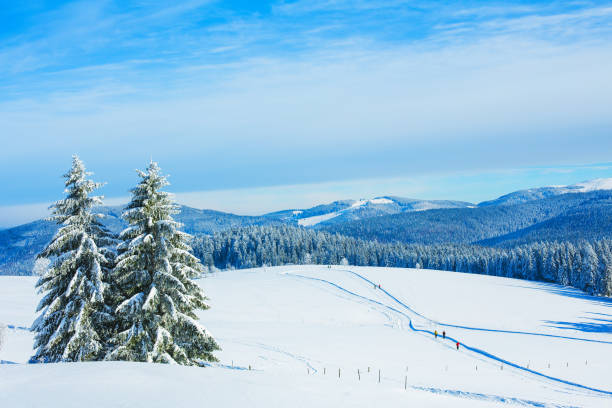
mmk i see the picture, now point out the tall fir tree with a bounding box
[31,156,114,362]
[106,162,219,365]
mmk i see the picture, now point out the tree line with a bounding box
[194,225,612,296]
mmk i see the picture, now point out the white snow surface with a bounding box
[569,178,612,192]
[368,197,394,205]
[297,197,394,226]
[297,211,342,226]
[2,266,612,407]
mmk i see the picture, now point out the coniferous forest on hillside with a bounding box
[194,225,612,296]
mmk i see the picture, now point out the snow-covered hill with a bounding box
[294,197,472,226]
[571,178,612,192]
[290,178,612,226]
[3,177,612,276]
[2,266,612,407]
[478,178,612,207]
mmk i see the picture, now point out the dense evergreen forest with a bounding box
[321,190,612,246]
[193,225,612,297]
[4,190,612,276]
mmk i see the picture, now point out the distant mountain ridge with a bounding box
[286,197,474,226]
[477,178,612,207]
[0,205,282,276]
[476,192,612,247]
[1,177,612,275]
[324,190,612,246]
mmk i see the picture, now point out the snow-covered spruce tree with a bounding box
[106,162,219,365]
[31,156,114,363]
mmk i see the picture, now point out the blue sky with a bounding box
[1,1,612,227]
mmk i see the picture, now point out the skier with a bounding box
[442,331,446,339]
[434,330,438,339]
[456,342,460,350]
[378,284,381,289]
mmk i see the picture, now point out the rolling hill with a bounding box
[322,190,612,245]
[2,266,612,407]
[2,178,612,275]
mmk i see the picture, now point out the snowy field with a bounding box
[2,265,612,407]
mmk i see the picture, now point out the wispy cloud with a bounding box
[3,160,612,229]
[1,1,611,209]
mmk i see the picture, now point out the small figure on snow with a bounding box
[442,331,446,339]
[456,342,460,350]
[434,330,438,339]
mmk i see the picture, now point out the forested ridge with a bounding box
[322,190,612,245]
[194,225,612,296]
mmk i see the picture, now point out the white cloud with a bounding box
[1,2,612,206]
[3,161,611,229]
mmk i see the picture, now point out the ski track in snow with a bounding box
[344,270,612,346]
[6,325,30,331]
[285,269,612,398]
[427,323,612,345]
[411,386,577,408]
[250,342,318,373]
[202,362,252,371]
[218,338,318,373]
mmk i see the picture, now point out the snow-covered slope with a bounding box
[293,177,612,226]
[2,266,612,407]
[479,177,612,207]
[297,211,344,226]
[296,197,472,226]
[571,178,612,192]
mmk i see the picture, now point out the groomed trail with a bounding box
[343,270,612,345]
[285,268,612,398]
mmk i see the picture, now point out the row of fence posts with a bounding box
[308,360,587,378]
[318,366,407,388]
[234,358,590,388]
[332,367,380,381]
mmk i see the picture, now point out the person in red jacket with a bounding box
[456,342,460,350]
